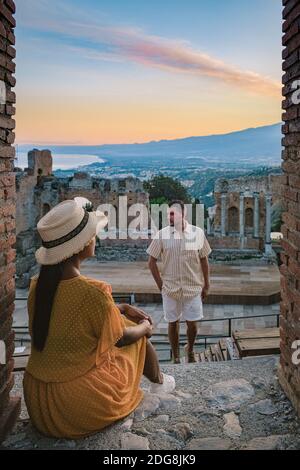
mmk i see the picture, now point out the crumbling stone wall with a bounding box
[211,174,282,252]
[278,0,300,416]
[15,150,150,286]
[0,0,20,443]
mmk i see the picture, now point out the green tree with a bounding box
[271,202,284,232]
[144,175,191,204]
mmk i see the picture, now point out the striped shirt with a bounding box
[147,223,212,300]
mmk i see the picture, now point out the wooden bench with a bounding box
[233,327,280,358]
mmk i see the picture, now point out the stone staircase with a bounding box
[188,338,240,363]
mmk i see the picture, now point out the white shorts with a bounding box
[162,293,203,323]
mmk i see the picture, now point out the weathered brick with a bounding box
[4,0,16,15]
[281,238,299,258]
[282,106,299,121]
[5,90,15,103]
[0,262,16,285]
[5,219,14,232]
[5,59,15,74]
[6,30,14,46]
[0,2,19,439]
[0,117,15,132]
[0,21,6,39]
[283,31,300,56]
[282,212,299,230]
[6,45,15,58]
[283,18,299,45]
[5,105,15,116]
[283,3,300,32]
[0,199,15,214]
[4,72,15,87]
[283,49,299,70]
[5,248,16,264]
[0,159,13,172]
[283,186,299,202]
[282,133,300,147]
[0,172,15,187]
[288,228,300,247]
[5,130,14,144]
[0,3,16,28]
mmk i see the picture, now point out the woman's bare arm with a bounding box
[115,321,152,348]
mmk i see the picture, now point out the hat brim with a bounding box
[35,211,108,265]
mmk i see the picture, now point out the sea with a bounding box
[15,152,104,171]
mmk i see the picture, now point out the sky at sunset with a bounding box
[15,0,282,145]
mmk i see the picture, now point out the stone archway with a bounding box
[0,0,299,445]
[245,207,254,228]
[228,206,239,232]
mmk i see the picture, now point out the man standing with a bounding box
[147,200,211,363]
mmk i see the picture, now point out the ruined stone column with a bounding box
[239,193,245,249]
[221,193,226,237]
[207,217,211,235]
[264,194,272,255]
[253,192,260,238]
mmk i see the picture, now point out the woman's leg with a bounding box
[143,340,163,384]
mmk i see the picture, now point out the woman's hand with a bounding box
[139,319,153,339]
[121,304,153,325]
[115,319,153,348]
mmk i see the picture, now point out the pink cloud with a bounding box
[17,0,281,97]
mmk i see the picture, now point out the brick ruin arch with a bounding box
[0,0,20,442]
[245,207,254,229]
[0,0,300,443]
[228,206,239,232]
[278,0,300,416]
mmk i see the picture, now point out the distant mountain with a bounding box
[18,123,282,165]
[95,123,281,162]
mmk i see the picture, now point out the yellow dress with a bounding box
[23,275,147,439]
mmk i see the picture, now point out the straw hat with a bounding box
[35,199,108,265]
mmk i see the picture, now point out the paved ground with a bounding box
[3,357,300,450]
[76,260,280,303]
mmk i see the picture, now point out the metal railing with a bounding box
[14,294,132,346]
[13,297,280,360]
[152,312,280,361]
[15,294,132,304]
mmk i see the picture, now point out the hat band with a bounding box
[41,210,90,249]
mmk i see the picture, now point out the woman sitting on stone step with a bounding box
[23,199,175,439]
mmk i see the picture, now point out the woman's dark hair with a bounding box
[32,263,65,351]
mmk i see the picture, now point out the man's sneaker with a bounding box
[149,373,176,394]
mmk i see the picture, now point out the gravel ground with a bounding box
[2,356,300,450]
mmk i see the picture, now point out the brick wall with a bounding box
[278,0,300,416]
[0,0,20,443]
